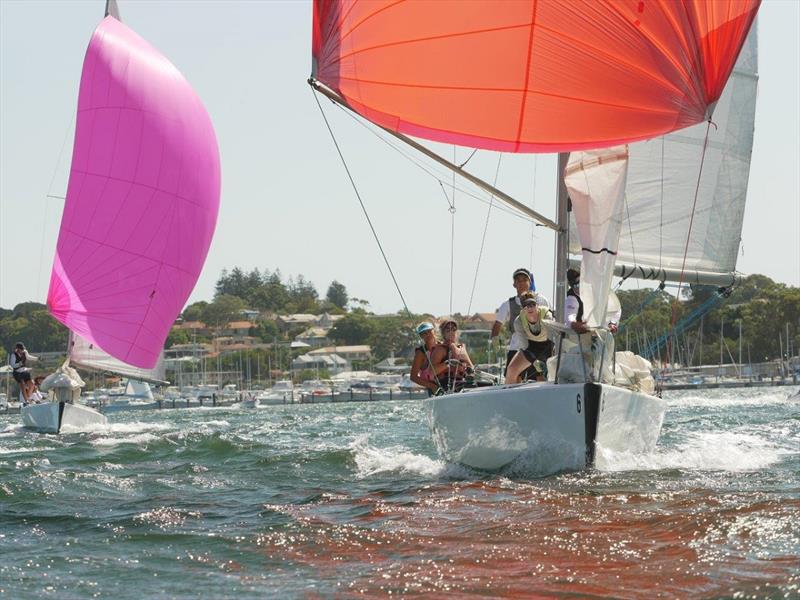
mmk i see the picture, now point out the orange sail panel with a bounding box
[312,0,760,152]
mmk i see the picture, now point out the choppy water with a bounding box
[1,387,798,599]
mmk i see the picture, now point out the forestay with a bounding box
[569,26,759,285]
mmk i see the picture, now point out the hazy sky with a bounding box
[1,0,798,317]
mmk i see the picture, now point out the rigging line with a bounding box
[38,111,76,300]
[666,119,714,368]
[530,154,538,269]
[450,145,456,315]
[659,136,664,270]
[458,148,478,169]
[622,192,641,290]
[467,153,502,316]
[330,101,537,224]
[312,89,411,316]
[437,181,455,210]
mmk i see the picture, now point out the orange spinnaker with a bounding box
[312,0,759,153]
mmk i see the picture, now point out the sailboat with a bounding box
[22,1,220,433]
[309,1,760,472]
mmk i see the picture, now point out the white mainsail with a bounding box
[68,331,167,385]
[569,27,758,285]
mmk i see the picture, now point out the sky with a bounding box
[1,0,798,318]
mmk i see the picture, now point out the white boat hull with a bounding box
[426,382,665,473]
[22,402,108,433]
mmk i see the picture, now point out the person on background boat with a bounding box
[506,291,554,383]
[491,267,551,380]
[410,322,444,396]
[8,342,38,403]
[564,268,621,334]
[26,377,45,405]
[432,319,474,393]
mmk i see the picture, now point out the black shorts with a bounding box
[12,370,31,384]
[520,340,553,364]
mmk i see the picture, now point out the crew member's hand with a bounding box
[608,323,618,334]
[571,320,589,334]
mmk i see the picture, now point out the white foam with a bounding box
[0,446,56,455]
[91,432,160,447]
[597,429,792,472]
[666,387,800,409]
[350,434,452,478]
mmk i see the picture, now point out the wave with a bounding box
[597,429,793,472]
[349,434,467,479]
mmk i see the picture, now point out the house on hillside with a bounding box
[374,355,408,373]
[295,326,330,348]
[308,345,371,363]
[221,321,253,337]
[291,352,349,375]
[174,320,208,335]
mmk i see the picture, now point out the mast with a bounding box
[104,0,120,19]
[309,79,560,232]
[554,153,570,318]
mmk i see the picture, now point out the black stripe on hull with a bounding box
[583,383,601,466]
[56,401,66,434]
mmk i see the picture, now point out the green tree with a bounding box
[329,312,374,345]
[201,295,245,328]
[182,301,208,322]
[250,270,289,312]
[326,281,348,310]
[367,315,415,361]
[287,275,319,313]
[165,327,190,348]
[255,319,280,342]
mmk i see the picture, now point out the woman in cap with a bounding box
[410,322,444,396]
[506,291,554,383]
[431,319,474,393]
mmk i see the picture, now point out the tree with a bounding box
[287,275,319,313]
[329,313,374,345]
[368,315,415,361]
[255,319,280,342]
[250,271,289,312]
[326,281,349,310]
[201,295,245,328]
[182,301,208,322]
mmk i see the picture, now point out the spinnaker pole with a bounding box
[309,78,561,233]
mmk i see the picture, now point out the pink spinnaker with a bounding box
[47,17,220,368]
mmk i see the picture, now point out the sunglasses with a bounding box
[442,325,457,331]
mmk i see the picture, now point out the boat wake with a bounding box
[349,434,467,479]
[596,429,792,472]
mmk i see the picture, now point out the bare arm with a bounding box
[491,321,502,338]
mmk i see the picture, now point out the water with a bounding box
[1,387,798,599]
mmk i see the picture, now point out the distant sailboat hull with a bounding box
[22,402,107,434]
[426,383,665,473]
